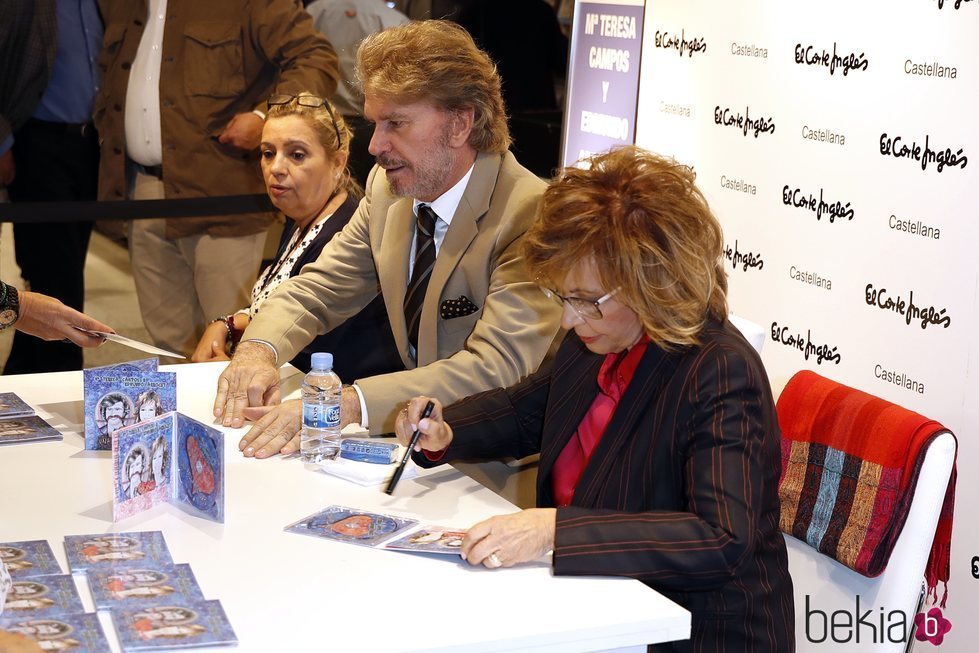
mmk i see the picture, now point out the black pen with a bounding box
[384,400,435,495]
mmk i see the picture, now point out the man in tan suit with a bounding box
[213,21,561,456]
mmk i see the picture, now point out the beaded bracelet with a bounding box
[209,315,234,344]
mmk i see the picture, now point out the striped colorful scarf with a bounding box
[776,370,956,607]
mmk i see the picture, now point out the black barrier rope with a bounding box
[0,193,275,223]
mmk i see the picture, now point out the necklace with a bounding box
[254,188,344,302]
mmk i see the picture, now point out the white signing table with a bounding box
[0,362,690,652]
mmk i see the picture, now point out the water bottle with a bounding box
[300,352,342,464]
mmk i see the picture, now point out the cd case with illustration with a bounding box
[110,599,237,651]
[82,358,176,450]
[285,505,466,555]
[111,412,224,523]
[64,531,173,574]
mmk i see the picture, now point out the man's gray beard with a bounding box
[386,127,454,200]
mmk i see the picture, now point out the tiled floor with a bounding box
[0,222,153,370]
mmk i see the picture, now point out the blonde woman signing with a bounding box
[396,147,794,653]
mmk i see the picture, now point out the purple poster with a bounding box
[562,1,646,167]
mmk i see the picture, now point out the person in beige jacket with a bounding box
[213,21,561,457]
[94,0,339,356]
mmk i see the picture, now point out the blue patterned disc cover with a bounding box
[87,564,204,610]
[0,392,35,418]
[0,612,110,653]
[109,413,225,524]
[2,574,84,618]
[285,505,419,547]
[0,540,63,578]
[174,414,224,523]
[64,532,173,574]
[0,414,63,446]
[82,359,176,450]
[111,599,237,650]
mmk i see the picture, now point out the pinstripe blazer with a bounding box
[426,320,795,652]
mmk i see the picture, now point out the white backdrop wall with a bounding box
[633,0,978,649]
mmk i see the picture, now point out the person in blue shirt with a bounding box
[2,0,104,375]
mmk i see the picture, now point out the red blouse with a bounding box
[551,337,649,507]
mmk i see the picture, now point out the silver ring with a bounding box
[487,552,502,567]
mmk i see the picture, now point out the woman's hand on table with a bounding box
[213,341,280,427]
[462,508,557,569]
[394,396,453,453]
[191,321,231,363]
[238,399,302,458]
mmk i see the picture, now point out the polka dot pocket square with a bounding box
[440,295,480,320]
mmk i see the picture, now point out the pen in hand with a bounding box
[384,400,435,495]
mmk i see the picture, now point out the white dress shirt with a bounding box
[246,164,477,431]
[124,0,167,166]
[354,163,476,428]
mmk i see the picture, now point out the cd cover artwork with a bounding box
[113,415,173,522]
[111,599,237,651]
[174,414,224,523]
[284,505,419,547]
[0,392,35,419]
[2,575,84,618]
[0,612,110,653]
[82,358,176,450]
[64,532,173,574]
[0,415,63,446]
[87,564,205,610]
[111,413,224,523]
[0,541,63,578]
[381,527,467,555]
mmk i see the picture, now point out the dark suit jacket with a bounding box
[421,321,795,652]
[277,196,403,380]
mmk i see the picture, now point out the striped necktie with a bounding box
[404,204,438,354]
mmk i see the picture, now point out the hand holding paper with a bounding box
[15,290,111,345]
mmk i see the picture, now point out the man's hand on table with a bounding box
[213,341,280,428]
[238,385,363,458]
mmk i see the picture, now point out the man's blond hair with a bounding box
[357,20,510,153]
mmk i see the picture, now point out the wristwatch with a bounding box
[0,282,20,330]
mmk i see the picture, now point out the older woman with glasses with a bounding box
[396,146,794,652]
[192,93,400,378]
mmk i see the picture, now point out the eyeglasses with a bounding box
[540,286,620,320]
[267,94,342,147]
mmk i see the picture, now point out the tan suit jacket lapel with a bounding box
[378,197,415,368]
[416,152,500,364]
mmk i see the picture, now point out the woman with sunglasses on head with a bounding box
[192,93,400,378]
[396,146,794,652]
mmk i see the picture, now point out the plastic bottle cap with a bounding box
[310,352,333,370]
